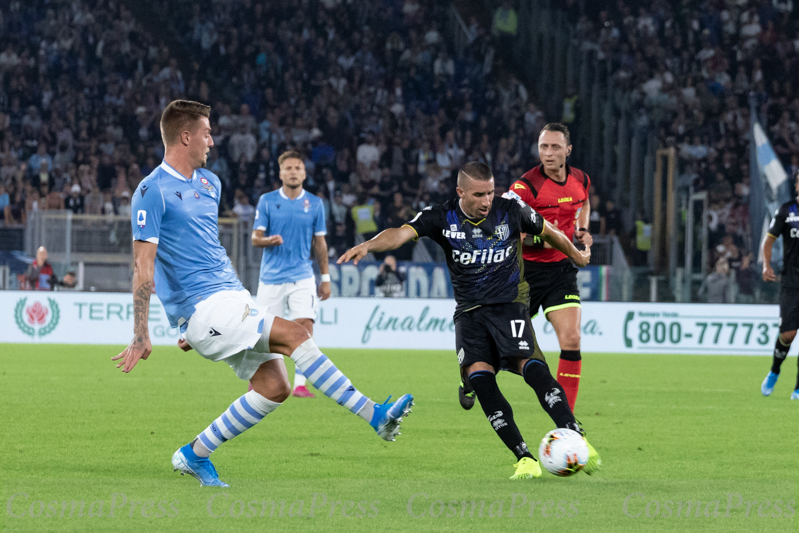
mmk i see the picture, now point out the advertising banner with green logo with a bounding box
[0,291,779,355]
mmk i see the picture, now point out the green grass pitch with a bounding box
[0,344,797,532]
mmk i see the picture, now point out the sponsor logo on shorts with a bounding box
[518,340,529,350]
[209,328,221,337]
[565,295,580,300]
[457,348,465,364]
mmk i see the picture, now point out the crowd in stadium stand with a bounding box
[0,0,797,300]
[568,0,797,300]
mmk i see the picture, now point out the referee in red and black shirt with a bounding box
[506,123,592,412]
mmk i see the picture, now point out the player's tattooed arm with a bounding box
[337,226,417,265]
[113,240,156,373]
[133,280,152,345]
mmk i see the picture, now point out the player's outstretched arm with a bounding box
[113,240,157,373]
[337,226,417,265]
[541,222,591,268]
[762,234,776,282]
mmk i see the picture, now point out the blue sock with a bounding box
[193,390,280,457]
[291,339,375,421]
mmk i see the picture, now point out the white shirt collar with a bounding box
[279,187,306,200]
[160,161,195,182]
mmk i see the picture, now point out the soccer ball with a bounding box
[538,428,589,477]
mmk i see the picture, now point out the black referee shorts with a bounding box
[455,302,546,381]
[779,286,799,333]
[524,259,581,319]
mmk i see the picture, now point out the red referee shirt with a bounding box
[509,164,591,263]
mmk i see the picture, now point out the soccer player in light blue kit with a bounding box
[252,150,330,398]
[113,100,413,487]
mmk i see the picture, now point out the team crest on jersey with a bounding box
[494,223,510,241]
[303,198,311,213]
[199,177,216,198]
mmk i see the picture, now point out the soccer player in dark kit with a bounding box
[761,169,799,401]
[338,162,601,479]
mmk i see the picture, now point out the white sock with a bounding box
[193,390,281,456]
[290,339,375,422]
[293,369,306,388]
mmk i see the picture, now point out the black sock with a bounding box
[772,336,791,374]
[522,360,580,433]
[560,349,581,361]
[469,371,534,461]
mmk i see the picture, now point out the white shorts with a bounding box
[256,277,318,321]
[184,290,279,381]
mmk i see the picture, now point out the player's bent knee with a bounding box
[782,330,797,343]
[268,317,312,356]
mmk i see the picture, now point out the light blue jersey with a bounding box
[131,162,244,328]
[254,188,327,284]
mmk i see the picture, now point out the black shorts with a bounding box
[455,302,546,380]
[779,286,799,333]
[524,259,581,318]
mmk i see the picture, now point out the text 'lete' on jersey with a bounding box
[254,188,327,284]
[404,196,544,317]
[131,161,243,328]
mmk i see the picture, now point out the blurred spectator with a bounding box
[25,247,56,291]
[631,211,652,267]
[375,255,405,298]
[66,184,85,214]
[699,258,731,304]
[604,199,623,236]
[232,189,255,219]
[4,192,26,225]
[351,195,378,241]
[0,183,9,213]
[588,193,604,235]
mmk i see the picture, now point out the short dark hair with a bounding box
[278,151,304,167]
[160,100,211,146]
[540,122,571,145]
[458,161,493,184]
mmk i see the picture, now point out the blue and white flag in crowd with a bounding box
[751,121,791,266]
